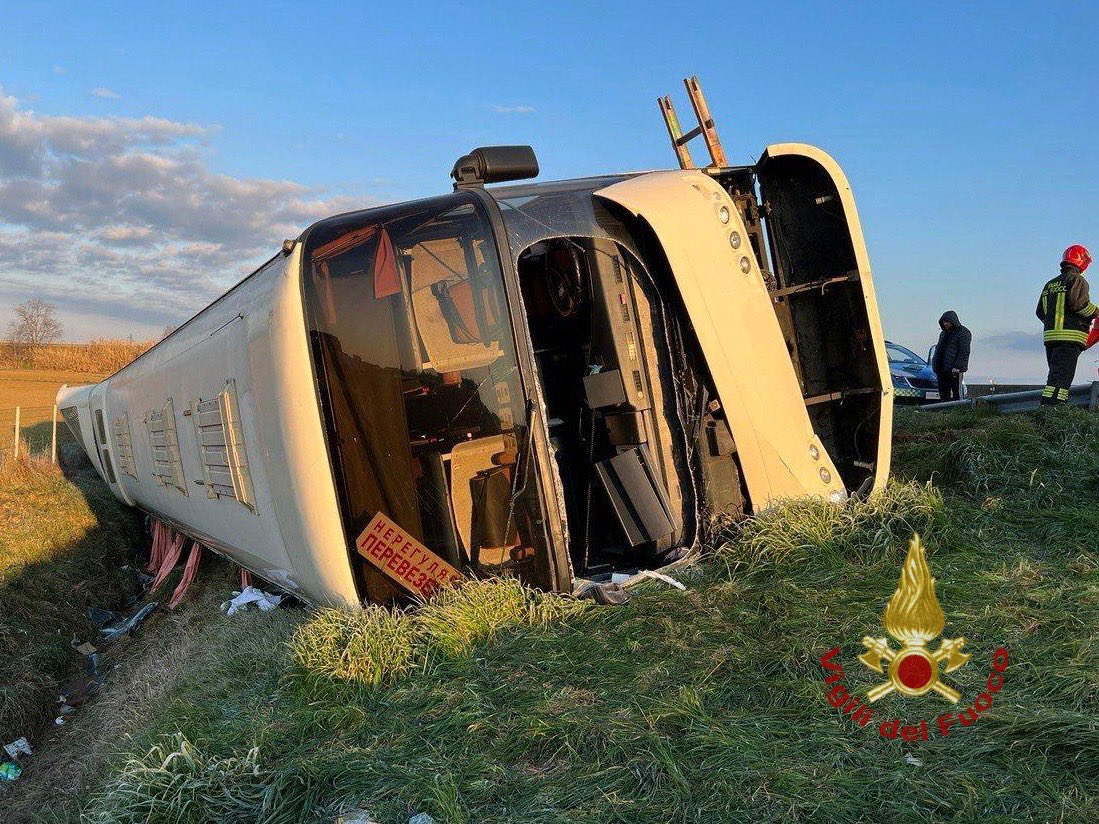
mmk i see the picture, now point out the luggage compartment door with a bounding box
[756,143,892,494]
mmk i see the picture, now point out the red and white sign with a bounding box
[356,512,462,598]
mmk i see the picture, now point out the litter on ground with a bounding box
[100,602,158,643]
[638,569,687,590]
[3,738,31,759]
[222,586,283,616]
[576,581,631,605]
[0,761,21,781]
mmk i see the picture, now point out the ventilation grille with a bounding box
[146,398,187,494]
[59,406,82,445]
[191,379,256,512]
[112,412,137,478]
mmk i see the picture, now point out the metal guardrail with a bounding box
[921,382,1099,413]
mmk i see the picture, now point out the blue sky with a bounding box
[0,1,1096,381]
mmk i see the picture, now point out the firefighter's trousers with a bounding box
[1042,342,1083,405]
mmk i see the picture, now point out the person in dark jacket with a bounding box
[1036,244,1096,405]
[931,310,971,401]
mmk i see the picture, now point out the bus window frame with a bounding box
[463,186,573,591]
[297,189,574,599]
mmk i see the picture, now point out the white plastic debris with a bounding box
[408,815,436,824]
[639,569,687,590]
[904,753,923,767]
[335,811,381,824]
[3,738,31,759]
[222,586,283,617]
[54,717,66,726]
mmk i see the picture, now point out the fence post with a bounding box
[13,405,19,458]
[51,404,59,464]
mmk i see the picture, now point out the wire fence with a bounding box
[0,404,69,463]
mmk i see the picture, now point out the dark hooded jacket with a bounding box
[932,310,971,373]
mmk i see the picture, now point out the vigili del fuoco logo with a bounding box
[819,535,1009,740]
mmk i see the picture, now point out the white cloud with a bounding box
[490,104,535,114]
[0,86,365,336]
[91,87,121,99]
[53,66,66,76]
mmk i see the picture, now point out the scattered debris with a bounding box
[904,753,924,767]
[639,569,687,590]
[87,606,122,630]
[576,581,631,605]
[168,542,204,609]
[74,641,98,656]
[100,602,158,643]
[657,545,691,564]
[0,761,21,781]
[335,810,381,824]
[3,738,31,759]
[54,716,66,726]
[222,586,283,617]
[60,668,103,708]
[408,815,436,824]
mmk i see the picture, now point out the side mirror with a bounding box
[452,145,539,186]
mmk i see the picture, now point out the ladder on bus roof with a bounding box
[658,75,729,170]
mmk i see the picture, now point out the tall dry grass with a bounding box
[0,338,155,374]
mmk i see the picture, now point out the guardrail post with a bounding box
[51,404,59,464]
[12,405,19,458]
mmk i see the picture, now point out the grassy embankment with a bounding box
[0,347,150,772]
[11,406,1099,822]
[0,449,143,749]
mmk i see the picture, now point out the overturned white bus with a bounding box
[58,127,891,606]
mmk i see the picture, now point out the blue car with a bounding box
[886,341,959,403]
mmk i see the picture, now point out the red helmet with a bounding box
[1063,244,1092,273]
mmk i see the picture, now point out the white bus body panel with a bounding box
[596,171,848,508]
[57,248,359,606]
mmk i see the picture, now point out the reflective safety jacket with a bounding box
[1036,268,1098,345]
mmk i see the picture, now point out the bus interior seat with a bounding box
[448,435,519,566]
[409,238,502,373]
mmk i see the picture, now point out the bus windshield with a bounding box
[301,193,554,602]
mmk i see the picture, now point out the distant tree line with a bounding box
[6,298,62,347]
[3,299,157,373]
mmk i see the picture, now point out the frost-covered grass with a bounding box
[37,408,1099,821]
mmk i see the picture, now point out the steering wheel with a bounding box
[546,243,583,318]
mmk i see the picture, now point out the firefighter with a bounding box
[1036,244,1096,405]
[932,310,971,401]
